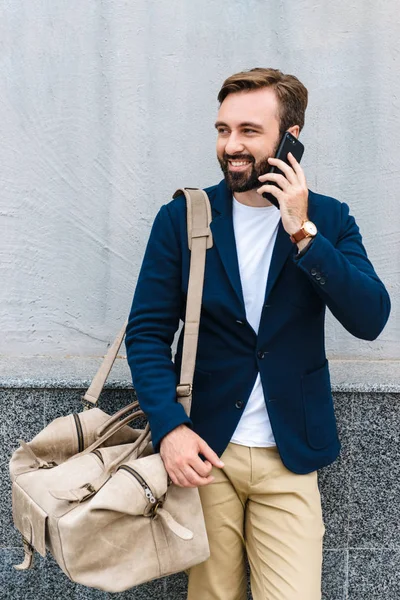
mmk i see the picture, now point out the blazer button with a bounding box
[320,277,326,285]
[316,273,321,281]
[257,351,266,359]
[311,268,317,276]
[235,400,244,409]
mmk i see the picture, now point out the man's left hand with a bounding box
[257,152,309,237]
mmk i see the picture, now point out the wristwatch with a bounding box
[289,220,318,244]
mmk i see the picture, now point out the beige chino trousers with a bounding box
[187,442,325,600]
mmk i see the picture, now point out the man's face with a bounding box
[215,87,281,193]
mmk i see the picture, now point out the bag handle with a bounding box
[21,404,151,476]
[81,188,213,418]
[81,318,128,409]
[72,407,151,459]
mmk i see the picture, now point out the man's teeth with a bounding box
[230,161,250,166]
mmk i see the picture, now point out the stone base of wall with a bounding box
[1,359,399,599]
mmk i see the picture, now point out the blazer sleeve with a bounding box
[293,201,391,340]
[125,203,192,452]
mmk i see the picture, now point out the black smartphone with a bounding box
[262,131,304,209]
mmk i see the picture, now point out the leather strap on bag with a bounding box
[173,188,213,416]
[81,319,128,408]
[81,188,213,417]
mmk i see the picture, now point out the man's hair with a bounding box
[217,67,308,135]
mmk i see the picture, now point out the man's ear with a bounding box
[287,125,300,139]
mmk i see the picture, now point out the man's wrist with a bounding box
[297,237,312,253]
[294,235,316,259]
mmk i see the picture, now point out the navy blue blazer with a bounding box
[125,179,391,474]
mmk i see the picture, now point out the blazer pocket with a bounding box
[301,360,338,449]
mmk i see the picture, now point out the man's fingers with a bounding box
[163,462,189,487]
[166,469,181,487]
[259,172,289,190]
[170,465,214,488]
[181,465,215,487]
[267,157,296,184]
[198,440,224,468]
[189,455,214,478]
[257,184,283,201]
[160,429,223,487]
[195,475,215,487]
[287,152,305,181]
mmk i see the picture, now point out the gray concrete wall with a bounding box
[0,0,399,360]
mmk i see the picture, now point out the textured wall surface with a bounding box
[0,1,399,359]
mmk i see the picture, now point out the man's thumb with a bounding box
[199,439,224,468]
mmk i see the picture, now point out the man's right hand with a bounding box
[160,424,225,488]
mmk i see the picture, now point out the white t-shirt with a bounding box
[230,195,281,447]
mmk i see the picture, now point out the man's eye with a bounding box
[217,128,228,134]
[243,129,256,134]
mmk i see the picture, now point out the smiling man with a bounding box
[125,68,391,600]
[216,87,284,194]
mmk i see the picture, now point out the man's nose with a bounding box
[224,133,245,155]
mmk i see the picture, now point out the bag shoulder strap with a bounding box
[82,188,213,415]
[173,188,213,415]
[173,187,213,251]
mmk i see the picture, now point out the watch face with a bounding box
[304,221,317,236]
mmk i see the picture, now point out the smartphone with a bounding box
[262,131,304,209]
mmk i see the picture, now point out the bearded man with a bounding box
[125,68,390,600]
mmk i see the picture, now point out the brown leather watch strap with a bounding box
[290,229,309,243]
[289,220,317,244]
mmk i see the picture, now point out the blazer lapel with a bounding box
[263,219,294,305]
[209,181,245,311]
[208,179,294,320]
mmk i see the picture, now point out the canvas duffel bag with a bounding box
[9,187,213,592]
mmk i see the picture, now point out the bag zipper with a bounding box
[73,414,84,453]
[118,465,156,504]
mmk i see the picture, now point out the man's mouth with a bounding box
[228,159,252,171]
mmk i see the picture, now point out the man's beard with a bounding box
[217,146,278,193]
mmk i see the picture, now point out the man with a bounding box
[125,68,391,600]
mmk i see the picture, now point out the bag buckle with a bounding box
[81,396,94,411]
[40,460,58,469]
[83,483,96,494]
[151,500,163,519]
[144,500,163,520]
[176,383,192,397]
